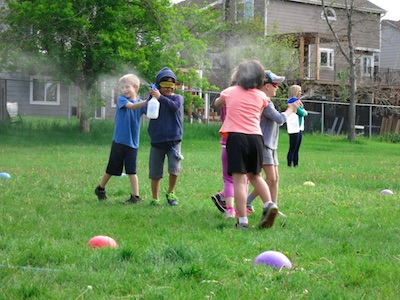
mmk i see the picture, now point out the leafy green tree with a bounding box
[0,0,216,131]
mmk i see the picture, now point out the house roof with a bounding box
[382,20,400,30]
[180,0,386,17]
[286,0,386,15]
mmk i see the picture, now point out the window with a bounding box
[361,56,373,76]
[237,0,254,22]
[30,77,60,105]
[320,48,334,69]
[321,7,337,21]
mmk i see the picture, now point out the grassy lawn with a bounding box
[0,118,399,299]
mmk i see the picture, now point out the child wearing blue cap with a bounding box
[246,71,300,216]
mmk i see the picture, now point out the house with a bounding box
[183,0,386,96]
[268,0,384,82]
[0,76,120,120]
[379,20,400,84]
[380,20,400,70]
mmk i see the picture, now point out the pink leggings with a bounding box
[221,145,234,198]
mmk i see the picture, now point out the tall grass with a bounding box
[0,117,399,299]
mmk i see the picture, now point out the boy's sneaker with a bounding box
[166,192,179,206]
[235,222,249,229]
[95,185,108,201]
[122,195,142,204]
[246,205,254,215]
[225,207,236,219]
[150,199,160,206]
[211,192,226,213]
[259,202,279,229]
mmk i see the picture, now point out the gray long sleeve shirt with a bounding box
[260,101,287,150]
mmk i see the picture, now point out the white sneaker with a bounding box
[259,202,278,229]
[225,207,236,219]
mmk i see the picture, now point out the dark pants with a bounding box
[287,131,303,167]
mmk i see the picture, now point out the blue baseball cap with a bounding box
[265,70,285,84]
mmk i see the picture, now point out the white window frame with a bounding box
[236,0,254,22]
[111,87,117,108]
[99,81,118,108]
[30,77,60,105]
[321,7,337,21]
[320,48,334,69]
[94,106,105,119]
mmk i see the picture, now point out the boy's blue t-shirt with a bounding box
[113,95,145,149]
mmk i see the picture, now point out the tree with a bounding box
[321,0,357,141]
[0,0,214,131]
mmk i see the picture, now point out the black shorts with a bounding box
[226,132,263,175]
[106,141,138,175]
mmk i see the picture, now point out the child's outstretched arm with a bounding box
[125,99,147,110]
[214,96,225,108]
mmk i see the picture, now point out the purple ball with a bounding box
[380,189,394,195]
[254,251,292,269]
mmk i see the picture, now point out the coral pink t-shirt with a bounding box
[219,85,268,136]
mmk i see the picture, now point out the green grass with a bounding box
[0,118,399,299]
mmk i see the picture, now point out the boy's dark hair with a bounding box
[235,60,265,90]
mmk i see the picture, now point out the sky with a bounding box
[369,0,400,20]
[171,0,400,21]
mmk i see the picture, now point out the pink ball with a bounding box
[254,251,292,269]
[87,235,118,248]
[380,189,394,195]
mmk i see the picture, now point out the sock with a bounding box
[226,206,234,211]
[247,194,256,206]
[98,185,105,190]
[263,201,272,208]
[238,217,248,224]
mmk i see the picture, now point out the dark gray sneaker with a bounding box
[259,202,278,229]
[235,222,249,229]
[166,192,179,206]
[122,195,142,204]
[95,185,108,201]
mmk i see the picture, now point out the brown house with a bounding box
[183,0,386,95]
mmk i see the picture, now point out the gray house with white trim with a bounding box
[380,20,400,71]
